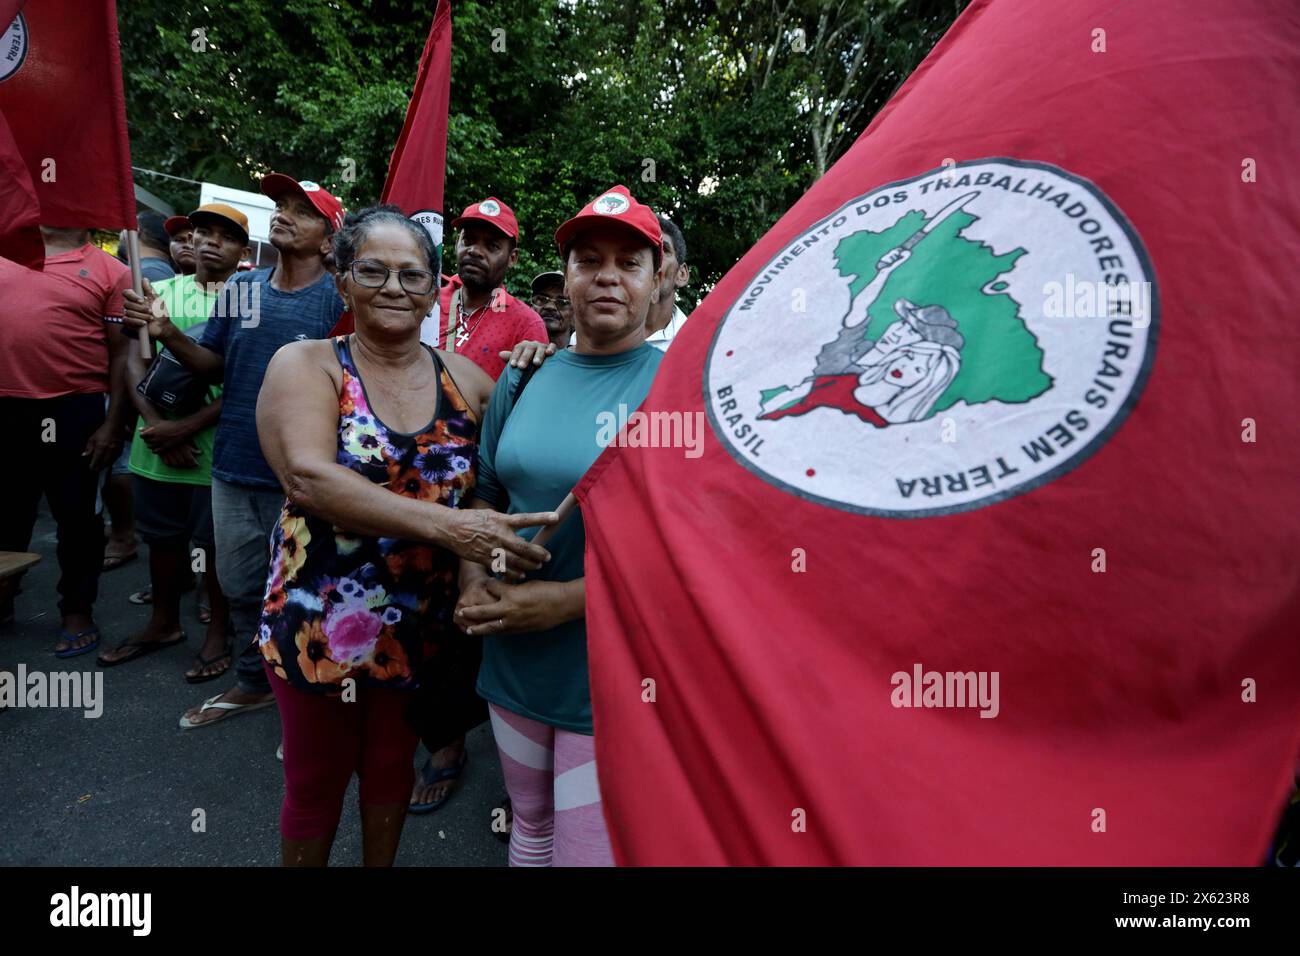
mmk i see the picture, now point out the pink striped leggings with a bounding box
[489,703,614,867]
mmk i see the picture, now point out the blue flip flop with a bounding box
[408,749,468,815]
[55,627,100,659]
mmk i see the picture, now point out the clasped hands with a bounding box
[140,418,201,468]
[454,576,576,637]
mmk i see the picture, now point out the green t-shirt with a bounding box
[474,344,663,734]
[127,275,223,485]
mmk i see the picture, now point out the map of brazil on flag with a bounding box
[576,0,1300,865]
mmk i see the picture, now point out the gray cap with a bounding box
[530,271,564,294]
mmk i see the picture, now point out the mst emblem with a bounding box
[704,158,1158,517]
[593,192,630,215]
[409,210,444,274]
[1,13,28,82]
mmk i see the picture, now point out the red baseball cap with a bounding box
[451,197,519,240]
[259,172,345,232]
[554,184,661,255]
[164,216,192,237]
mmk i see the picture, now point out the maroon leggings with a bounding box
[267,663,420,840]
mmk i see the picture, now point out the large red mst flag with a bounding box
[0,110,41,267]
[0,0,135,235]
[381,0,452,345]
[578,0,1300,865]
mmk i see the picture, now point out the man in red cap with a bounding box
[437,197,546,381]
[123,173,345,736]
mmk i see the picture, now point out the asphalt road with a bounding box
[0,507,508,867]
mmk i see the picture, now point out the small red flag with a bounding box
[0,0,135,231]
[378,0,452,345]
[578,0,1300,865]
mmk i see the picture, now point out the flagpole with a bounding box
[530,492,577,550]
[124,228,151,359]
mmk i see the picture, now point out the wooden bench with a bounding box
[0,552,41,579]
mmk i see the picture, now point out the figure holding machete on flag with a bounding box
[759,192,976,425]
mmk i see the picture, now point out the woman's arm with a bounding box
[454,497,583,636]
[256,341,556,569]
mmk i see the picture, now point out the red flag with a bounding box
[578,0,1300,865]
[0,0,134,230]
[0,109,42,268]
[377,0,452,345]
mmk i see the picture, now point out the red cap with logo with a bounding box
[554,184,661,254]
[451,197,519,240]
[163,216,192,237]
[259,172,345,232]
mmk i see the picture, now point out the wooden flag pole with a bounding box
[124,229,151,360]
[530,492,577,551]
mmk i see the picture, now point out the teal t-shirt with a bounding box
[475,344,663,734]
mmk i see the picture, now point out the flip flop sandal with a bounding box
[54,627,101,659]
[96,632,185,667]
[102,551,138,572]
[128,587,153,605]
[408,749,469,815]
[178,693,276,730]
[184,646,232,684]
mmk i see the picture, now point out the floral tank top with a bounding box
[258,335,479,694]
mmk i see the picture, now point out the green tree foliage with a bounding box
[119,0,965,303]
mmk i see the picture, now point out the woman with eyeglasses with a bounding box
[253,205,557,866]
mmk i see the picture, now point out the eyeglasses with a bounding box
[532,294,570,309]
[349,259,436,295]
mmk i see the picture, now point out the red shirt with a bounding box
[437,274,547,381]
[0,244,131,399]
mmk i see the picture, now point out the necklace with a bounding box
[450,291,493,349]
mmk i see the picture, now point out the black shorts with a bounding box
[131,475,215,553]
